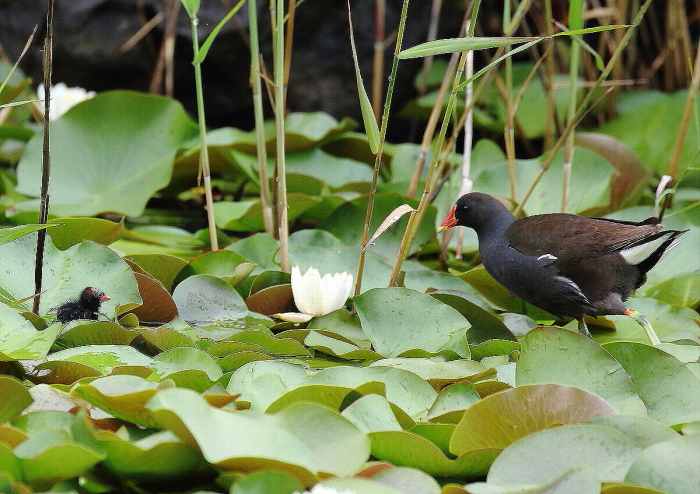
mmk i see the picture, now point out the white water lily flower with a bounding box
[35,82,96,121]
[276,266,353,322]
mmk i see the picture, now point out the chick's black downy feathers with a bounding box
[55,287,110,323]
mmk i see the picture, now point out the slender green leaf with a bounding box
[347,1,379,153]
[194,0,246,64]
[179,0,200,19]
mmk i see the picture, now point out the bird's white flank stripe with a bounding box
[620,232,676,265]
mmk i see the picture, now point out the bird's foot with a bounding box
[625,309,661,346]
[577,318,592,337]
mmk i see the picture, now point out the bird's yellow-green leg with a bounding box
[625,309,661,346]
[577,318,592,337]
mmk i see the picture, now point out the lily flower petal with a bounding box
[35,82,96,121]
[291,266,353,318]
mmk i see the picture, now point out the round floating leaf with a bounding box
[231,471,303,494]
[146,388,367,482]
[129,272,178,324]
[16,91,198,216]
[596,90,699,176]
[486,424,642,485]
[370,428,498,479]
[516,327,647,415]
[429,290,516,344]
[603,341,700,426]
[0,234,141,318]
[57,321,140,348]
[304,331,382,360]
[29,361,102,385]
[466,465,602,494]
[321,192,436,258]
[625,434,700,494]
[266,383,383,414]
[226,330,310,356]
[354,287,470,357]
[47,217,124,250]
[173,274,265,325]
[0,376,33,422]
[450,384,617,456]
[245,283,294,316]
[72,375,166,428]
[18,442,104,491]
[125,254,189,291]
[154,347,223,381]
[0,224,58,246]
[214,194,319,231]
[305,366,438,421]
[270,402,370,477]
[91,428,205,481]
[139,325,196,353]
[341,394,404,434]
[587,415,679,449]
[370,358,488,389]
[0,303,62,360]
[43,345,155,376]
[173,250,249,286]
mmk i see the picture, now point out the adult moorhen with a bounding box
[54,287,111,323]
[439,192,686,344]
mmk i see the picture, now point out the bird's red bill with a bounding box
[439,205,458,229]
[101,294,111,302]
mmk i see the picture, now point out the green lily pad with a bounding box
[0,224,58,246]
[42,345,156,376]
[305,366,438,421]
[8,441,103,491]
[173,274,267,326]
[450,384,617,456]
[230,471,303,494]
[586,415,679,448]
[341,393,405,433]
[84,426,206,482]
[173,250,249,287]
[71,375,167,427]
[154,347,223,381]
[47,217,124,250]
[0,234,141,318]
[0,376,33,422]
[624,434,700,494]
[139,325,196,352]
[369,429,497,479]
[146,388,369,482]
[304,331,383,360]
[503,425,641,486]
[354,287,470,358]
[429,290,516,344]
[516,327,647,415]
[603,341,700,426]
[16,91,198,216]
[226,233,279,273]
[321,192,436,258]
[214,194,320,231]
[596,90,699,176]
[125,254,189,291]
[0,303,62,360]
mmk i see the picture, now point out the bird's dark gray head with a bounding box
[79,287,110,310]
[441,192,515,234]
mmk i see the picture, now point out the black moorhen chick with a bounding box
[439,192,686,344]
[55,287,111,323]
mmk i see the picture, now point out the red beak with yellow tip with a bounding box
[437,205,458,232]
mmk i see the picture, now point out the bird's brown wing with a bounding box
[506,213,663,262]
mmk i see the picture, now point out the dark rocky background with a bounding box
[0,1,691,142]
[0,0,466,140]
